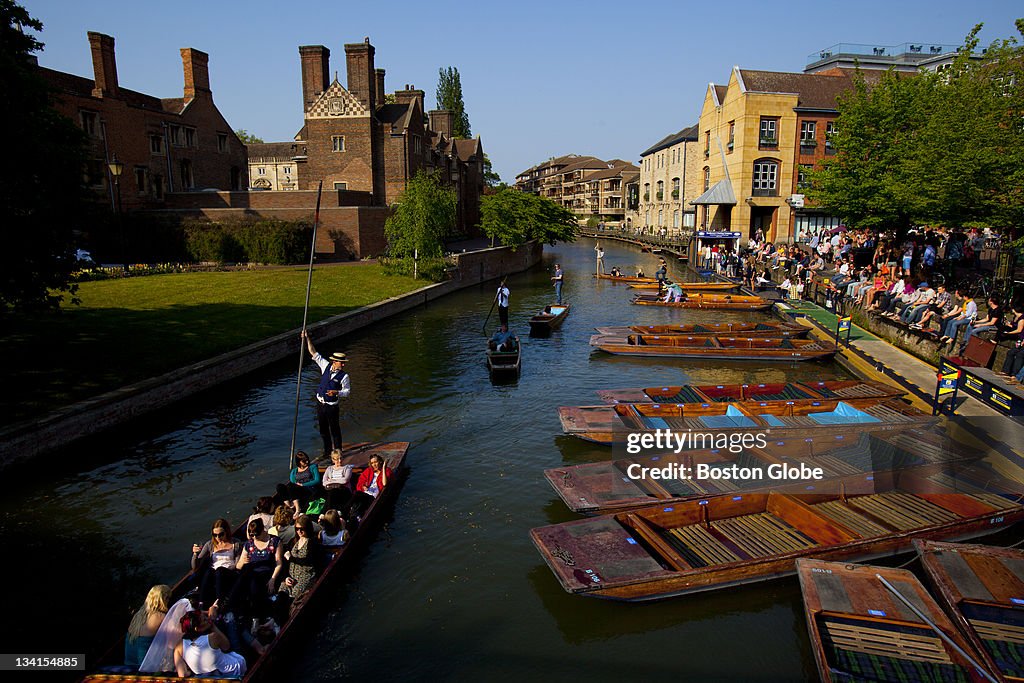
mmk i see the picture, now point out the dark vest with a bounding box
[317,367,347,405]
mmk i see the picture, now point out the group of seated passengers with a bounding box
[121,452,393,677]
[488,324,519,352]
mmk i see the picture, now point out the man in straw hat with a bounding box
[301,331,350,456]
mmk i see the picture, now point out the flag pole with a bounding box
[289,181,324,471]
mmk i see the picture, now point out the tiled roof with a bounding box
[452,137,481,161]
[714,84,728,104]
[377,103,410,127]
[640,124,699,157]
[739,69,856,110]
[585,162,638,180]
[39,66,186,114]
[247,142,302,159]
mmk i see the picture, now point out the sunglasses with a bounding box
[213,530,226,537]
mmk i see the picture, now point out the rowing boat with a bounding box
[487,343,521,379]
[558,396,930,445]
[545,430,981,514]
[594,321,809,338]
[594,274,657,283]
[82,441,410,683]
[797,558,990,683]
[531,466,1024,601]
[528,304,570,336]
[917,539,1024,682]
[632,293,772,310]
[595,379,904,405]
[628,281,739,291]
[590,334,838,361]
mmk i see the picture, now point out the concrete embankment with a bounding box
[0,242,542,469]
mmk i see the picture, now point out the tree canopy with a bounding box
[480,188,579,248]
[482,154,501,188]
[809,20,1024,235]
[436,66,471,139]
[384,171,456,258]
[234,129,264,144]
[1,0,90,313]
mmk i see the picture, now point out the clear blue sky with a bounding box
[22,0,1022,183]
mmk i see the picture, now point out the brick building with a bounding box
[38,32,247,210]
[258,39,484,235]
[515,154,637,224]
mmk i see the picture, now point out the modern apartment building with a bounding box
[515,155,638,223]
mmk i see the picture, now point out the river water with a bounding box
[4,238,855,681]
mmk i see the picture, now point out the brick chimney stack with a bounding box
[181,48,210,100]
[428,110,454,138]
[344,37,375,110]
[374,68,386,106]
[395,84,424,112]
[299,45,330,112]
[87,32,118,98]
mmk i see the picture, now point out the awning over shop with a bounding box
[689,180,737,206]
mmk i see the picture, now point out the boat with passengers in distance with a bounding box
[590,334,838,361]
[80,441,410,683]
[631,292,772,310]
[594,273,658,284]
[797,558,992,683]
[628,281,739,291]
[595,379,904,405]
[528,304,570,336]
[530,466,1024,602]
[594,321,808,338]
[916,539,1024,683]
[544,429,985,514]
[557,395,931,445]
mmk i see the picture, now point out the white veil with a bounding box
[138,597,191,672]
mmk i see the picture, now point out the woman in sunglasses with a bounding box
[191,519,243,613]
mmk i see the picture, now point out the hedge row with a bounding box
[183,220,312,264]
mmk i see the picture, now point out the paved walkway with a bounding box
[777,299,1024,484]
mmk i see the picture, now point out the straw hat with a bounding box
[328,352,348,363]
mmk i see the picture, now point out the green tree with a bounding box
[1,0,89,312]
[384,171,457,258]
[235,129,264,144]
[436,66,471,139]
[482,154,501,188]
[480,188,579,248]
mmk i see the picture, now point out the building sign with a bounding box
[697,231,741,240]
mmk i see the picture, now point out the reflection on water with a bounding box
[0,239,849,681]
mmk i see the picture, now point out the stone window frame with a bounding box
[134,166,147,195]
[217,133,228,153]
[184,127,197,149]
[758,117,779,147]
[80,110,102,139]
[149,134,164,155]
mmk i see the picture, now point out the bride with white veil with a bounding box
[138,597,192,673]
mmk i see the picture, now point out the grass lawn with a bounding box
[0,264,423,428]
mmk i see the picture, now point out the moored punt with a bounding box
[632,293,772,310]
[81,441,410,683]
[590,334,838,361]
[558,396,930,445]
[917,540,1024,682]
[596,379,904,405]
[530,467,1024,602]
[487,343,521,379]
[545,430,983,514]
[628,281,740,291]
[797,558,991,683]
[594,273,658,284]
[528,304,570,336]
[594,321,809,338]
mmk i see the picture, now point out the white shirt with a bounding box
[497,286,509,307]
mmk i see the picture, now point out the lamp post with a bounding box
[107,155,126,273]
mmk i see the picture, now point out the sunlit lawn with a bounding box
[0,265,423,427]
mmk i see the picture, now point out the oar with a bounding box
[289,180,324,472]
[876,573,999,683]
[481,275,507,332]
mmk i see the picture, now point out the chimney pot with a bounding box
[181,47,210,100]
[87,31,118,98]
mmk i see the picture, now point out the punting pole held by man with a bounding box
[289,180,324,471]
[482,275,507,333]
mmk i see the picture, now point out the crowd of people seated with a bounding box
[115,451,392,678]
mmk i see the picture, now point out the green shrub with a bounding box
[379,255,450,282]
[183,220,310,264]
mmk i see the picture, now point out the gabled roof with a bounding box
[713,84,728,105]
[585,162,638,181]
[557,157,609,175]
[737,68,857,110]
[639,124,699,157]
[377,103,411,127]
[452,137,481,161]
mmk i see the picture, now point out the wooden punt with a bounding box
[632,293,772,310]
[528,303,570,336]
[81,441,410,683]
[557,396,931,445]
[917,540,1024,682]
[594,321,809,338]
[486,343,521,379]
[590,334,838,361]
[797,558,991,683]
[545,430,984,514]
[530,466,1024,602]
[596,379,904,405]
[594,273,658,284]
[628,281,740,291]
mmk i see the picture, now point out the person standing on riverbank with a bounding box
[302,331,350,456]
[552,264,564,304]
